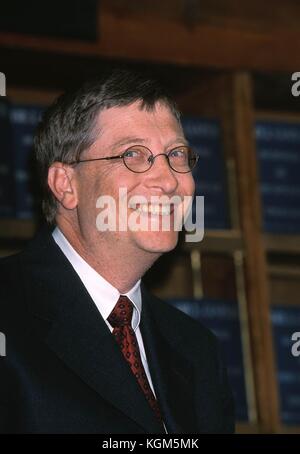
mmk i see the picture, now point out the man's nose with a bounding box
[145,154,178,193]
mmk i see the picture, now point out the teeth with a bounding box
[128,204,172,215]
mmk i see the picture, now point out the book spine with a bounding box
[182,117,230,229]
[10,103,44,219]
[256,121,300,233]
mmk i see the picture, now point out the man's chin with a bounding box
[135,231,179,254]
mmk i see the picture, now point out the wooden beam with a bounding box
[1,1,300,71]
[227,73,280,433]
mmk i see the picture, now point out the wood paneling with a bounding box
[1,0,300,71]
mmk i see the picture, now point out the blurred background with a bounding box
[1,0,300,434]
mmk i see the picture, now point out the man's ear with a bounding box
[47,162,78,210]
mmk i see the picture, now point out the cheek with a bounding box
[181,174,195,196]
[77,170,104,213]
[113,172,142,197]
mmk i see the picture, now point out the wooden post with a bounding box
[223,72,280,433]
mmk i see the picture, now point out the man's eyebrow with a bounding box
[166,137,189,147]
[111,136,189,150]
[111,137,149,150]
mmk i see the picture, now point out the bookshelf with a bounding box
[1,0,300,434]
[254,84,300,433]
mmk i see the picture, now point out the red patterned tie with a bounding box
[108,295,163,423]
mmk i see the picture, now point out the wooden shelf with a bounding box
[236,421,300,434]
[183,229,244,254]
[256,110,300,123]
[277,425,300,434]
[264,234,300,255]
[0,219,37,240]
[235,422,260,434]
[8,87,61,105]
[269,264,300,278]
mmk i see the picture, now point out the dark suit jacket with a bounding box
[0,227,234,434]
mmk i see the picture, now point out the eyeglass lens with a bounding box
[123,145,197,173]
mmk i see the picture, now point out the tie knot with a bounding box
[108,295,133,328]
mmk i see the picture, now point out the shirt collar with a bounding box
[52,226,142,331]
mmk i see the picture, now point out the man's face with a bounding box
[75,101,195,257]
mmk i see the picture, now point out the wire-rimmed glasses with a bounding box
[70,145,198,174]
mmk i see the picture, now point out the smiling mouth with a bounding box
[128,203,175,216]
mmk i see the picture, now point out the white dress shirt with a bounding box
[52,227,156,396]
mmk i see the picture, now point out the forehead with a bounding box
[96,101,182,144]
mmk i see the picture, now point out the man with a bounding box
[0,69,234,434]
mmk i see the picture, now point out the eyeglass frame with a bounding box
[68,144,199,174]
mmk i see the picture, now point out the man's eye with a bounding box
[124,149,140,158]
[169,148,186,158]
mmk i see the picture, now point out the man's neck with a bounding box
[55,219,159,294]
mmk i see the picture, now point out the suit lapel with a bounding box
[140,284,198,433]
[22,228,164,434]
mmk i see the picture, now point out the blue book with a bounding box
[271,305,300,425]
[166,298,248,421]
[256,121,300,233]
[0,97,14,217]
[10,103,44,219]
[181,117,230,230]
